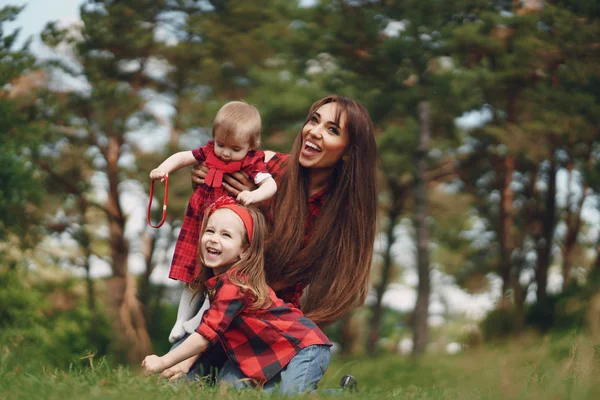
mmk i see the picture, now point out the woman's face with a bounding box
[299,102,350,171]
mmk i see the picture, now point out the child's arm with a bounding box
[150,151,197,180]
[236,176,277,206]
[142,332,210,375]
[160,354,200,381]
[169,285,204,343]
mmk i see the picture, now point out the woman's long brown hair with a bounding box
[265,95,377,325]
[196,206,271,310]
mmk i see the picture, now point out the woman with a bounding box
[164,95,377,382]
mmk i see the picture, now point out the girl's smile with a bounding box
[201,209,248,275]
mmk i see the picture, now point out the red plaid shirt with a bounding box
[263,152,330,308]
[196,273,331,384]
[169,141,269,284]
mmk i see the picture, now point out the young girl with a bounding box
[142,196,331,393]
[149,101,277,343]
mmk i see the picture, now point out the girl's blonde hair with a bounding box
[195,205,271,310]
[212,101,262,149]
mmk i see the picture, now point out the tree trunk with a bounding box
[561,148,591,287]
[594,235,600,275]
[77,198,99,347]
[536,155,557,304]
[103,275,153,364]
[412,100,431,356]
[78,199,96,314]
[367,196,401,353]
[104,136,151,362]
[511,256,527,331]
[339,311,364,356]
[139,229,157,321]
[498,155,515,308]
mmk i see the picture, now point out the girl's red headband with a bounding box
[207,196,254,242]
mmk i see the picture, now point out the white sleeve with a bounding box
[254,172,272,184]
[182,295,211,334]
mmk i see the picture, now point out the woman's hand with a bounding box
[141,354,166,375]
[190,163,208,189]
[191,163,257,196]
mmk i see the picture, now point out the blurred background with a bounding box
[1,0,600,398]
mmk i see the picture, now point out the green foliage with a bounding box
[144,287,178,356]
[526,284,589,334]
[0,151,41,240]
[480,308,519,340]
[0,6,44,242]
[0,268,111,371]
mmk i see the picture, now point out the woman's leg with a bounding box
[268,345,330,394]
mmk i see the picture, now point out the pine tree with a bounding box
[0,6,43,247]
[451,0,600,329]
[39,0,171,362]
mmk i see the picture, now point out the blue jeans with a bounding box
[170,333,227,383]
[218,344,331,394]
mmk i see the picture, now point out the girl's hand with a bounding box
[160,362,188,381]
[150,169,168,181]
[141,354,166,375]
[190,164,257,195]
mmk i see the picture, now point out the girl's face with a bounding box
[214,134,251,162]
[299,102,350,171]
[201,209,248,274]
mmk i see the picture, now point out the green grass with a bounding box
[1,333,599,399]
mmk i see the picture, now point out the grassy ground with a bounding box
[1,332,599,399]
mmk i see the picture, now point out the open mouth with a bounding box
[206,247,221,256]
[303,140,322,154]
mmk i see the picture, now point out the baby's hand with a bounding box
[237,190,258,206]
[168,322,186,344]
[150,169,168,181]
[141,354,166,375]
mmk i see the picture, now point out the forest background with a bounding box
[1,0,600,398]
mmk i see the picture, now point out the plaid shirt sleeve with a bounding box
[265,152,289,183]
[196,276,247,345]
[241,149,270,182]
[191,141,211,163]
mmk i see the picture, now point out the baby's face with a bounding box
[214,134,251,161]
